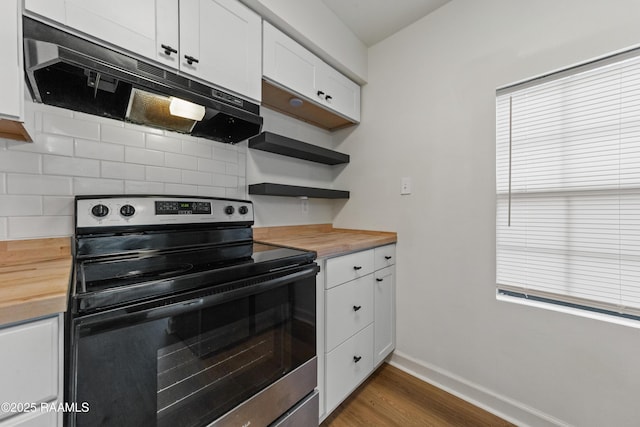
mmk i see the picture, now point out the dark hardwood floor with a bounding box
[321,363,515,427]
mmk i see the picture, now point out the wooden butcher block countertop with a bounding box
[0,237,72,326]
[254,224,397,258]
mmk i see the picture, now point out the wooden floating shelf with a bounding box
[248,183,350,199]
[248,131,349,165]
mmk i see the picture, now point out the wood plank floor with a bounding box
[321,363,515,427]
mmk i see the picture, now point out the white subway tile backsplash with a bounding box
[125,147,165,166]
[101,161,146,181]
[0,151,41,174]
[125,181,164,194]
[213,146,238,163]
[182,170,212,186]
[75,139,125,162]
[146,134,183,153]
[74,177,124,195]
[101,125,145,147]
[197,186,226,197]
[44,155,100,177]
[146,166,182,183]
[8,174,73,195]
[0,195,42,216]
[43,196,74,216]
[8,216,73,239]
[7,134,74,156]
[198,158,226,174]
[1,101,246,240]
[166,153,197,171]
[238,153,246,175]
[165,184,198,196]
[43,114,100,140]
[182,140,212,158]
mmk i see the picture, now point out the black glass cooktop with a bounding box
[73,243,316,313]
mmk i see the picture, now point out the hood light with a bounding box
[169,97,206,121]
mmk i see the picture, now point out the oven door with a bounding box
[67,264,318,427]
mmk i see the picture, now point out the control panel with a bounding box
[76,196,254,228]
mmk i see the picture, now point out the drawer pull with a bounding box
[385,255,392,260]
[353,356,362,363]
[376,278,383,282]
[353,266,362,270]
[353,305,362,312]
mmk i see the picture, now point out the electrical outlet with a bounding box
[401,177,412,195]
[301,198,309,214]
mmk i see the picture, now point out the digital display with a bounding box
[155,201,212,215]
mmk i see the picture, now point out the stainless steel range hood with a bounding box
[23,17,262,144]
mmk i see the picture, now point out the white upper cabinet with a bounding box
[23,0,262,102]
[263,21,361,123]
[179,0,261,102]
[0,0,23,121]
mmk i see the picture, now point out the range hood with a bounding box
[22,17,262,144]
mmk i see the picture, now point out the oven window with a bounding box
[70,276,315,427]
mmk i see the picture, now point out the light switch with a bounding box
[401,177,412,195]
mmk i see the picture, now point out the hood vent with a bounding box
[23,17,262,144]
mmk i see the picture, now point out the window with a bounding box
[496,49,640,319]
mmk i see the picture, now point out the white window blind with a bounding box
[496,51,640,318]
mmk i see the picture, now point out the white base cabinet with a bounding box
[0,315,63,427]
[318,244,396,420]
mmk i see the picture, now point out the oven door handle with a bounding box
[77,264,319,330]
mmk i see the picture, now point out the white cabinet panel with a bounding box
[325,324,373,413]
[0,0,23,121]
[24,0,65,25]
[155,0,181,68]
[325,275,373,352]
[65,0,159,61]
[262,22,360,122]
[180,0,261,101]
[374,265,395,366]
[0,317,58,421]
[325,249,374,289]
[0,410,58,427]
[374,244,396,270]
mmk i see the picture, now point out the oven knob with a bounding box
[91,204,109,218]
[238,205,249,215]
[120,204,136,217]
[224,205,235,215]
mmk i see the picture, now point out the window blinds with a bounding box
[496,52,640,317]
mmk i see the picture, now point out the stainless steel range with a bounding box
[67,195,319,427]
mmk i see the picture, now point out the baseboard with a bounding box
[388,351,569,427]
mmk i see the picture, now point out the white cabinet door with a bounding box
[0,0,23,121]
[316,62,361,122]
[179,0,261,101]
[374,265,395,366]
[325,275,373,352]
[65,0,163,62]
[263,21,318,102]
[0,317,59,421]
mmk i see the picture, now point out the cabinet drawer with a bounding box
[325,324,373,413]
[0,317,58,421]
[325,275,373,352]
[325,249,374,289]
[374,244,396,270]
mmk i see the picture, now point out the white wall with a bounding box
[246,107,343,227]
[0,100,246,240]
[333,0,640,425]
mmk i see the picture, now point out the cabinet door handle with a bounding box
[385,255,392,260]
[353,305,362,312]
[317,90,325,97]
[161,44,177,55]
[376,278,383,282]
[184,55,199,65]
[353,266,362,271]
[325,95,333,102]
[353,356,362,363]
